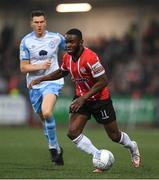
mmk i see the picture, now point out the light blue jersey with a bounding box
[20,31,65,89]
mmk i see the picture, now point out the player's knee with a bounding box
[42,110,52,119]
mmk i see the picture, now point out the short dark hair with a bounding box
[30,10,46,19]
[66,28,82,40]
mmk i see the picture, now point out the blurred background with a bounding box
[0,0,159,128]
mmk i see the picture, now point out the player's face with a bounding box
[65,34,83,55]
[31,16,46,37]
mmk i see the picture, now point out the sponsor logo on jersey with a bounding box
[73,78,89,83]
[39,50,48,56]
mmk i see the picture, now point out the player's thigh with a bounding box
[41,83,62,114]
[92,99,116,124]
[42,93,57,114]
[29,89,42,113]
[68,113,88,135]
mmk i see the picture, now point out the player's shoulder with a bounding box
[20,32,34,44]
[84,47,98,59]
[63,52,70,59]
[47,31,64,39]
[47,31,65,47]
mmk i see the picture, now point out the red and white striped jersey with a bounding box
[61,47,110,101]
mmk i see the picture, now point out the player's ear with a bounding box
[44,19,47,27]
[80,39,83,45]
[30,20,33,28]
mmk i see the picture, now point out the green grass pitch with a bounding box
[0,126,159,179]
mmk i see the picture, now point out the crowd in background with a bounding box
[0,19,159,99]
[88,19,159,98]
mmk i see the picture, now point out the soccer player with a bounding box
[19,10,65,165]
[29,28,141,171]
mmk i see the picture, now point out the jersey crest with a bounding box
[80,67,87,74]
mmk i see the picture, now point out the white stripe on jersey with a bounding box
[70,57,83,96]
[77,58,96,99]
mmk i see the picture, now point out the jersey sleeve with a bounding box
[87,53,105,78]
[57,33,66,50]
[19,38,30,61]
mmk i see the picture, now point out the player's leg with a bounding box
[42,93,59,149]
[42,93,64,165]
[67,113,100,156]
[93,98,140,168]
[38,111,64,165]
[29,87,63,165]
[103,121,140,168]
[38,112,48,138]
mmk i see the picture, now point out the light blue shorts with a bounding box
[29,83,63,113]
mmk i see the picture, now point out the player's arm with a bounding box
[20,59,51,73]
[70,74,108,112]
[83,57,108,99]
[34,68,68,81]
[29,68,69,88]
[71,54,108,112]
[19,38,51,73]
[83,74,108,100]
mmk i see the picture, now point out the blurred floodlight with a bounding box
[56,3,92,13]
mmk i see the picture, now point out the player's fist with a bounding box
[41,59,51,70]
[70,96,86,112]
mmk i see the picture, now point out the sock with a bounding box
[43,123,48,139]
[119,132,134,151]
[45,116,60,153]
[72,134,99,156]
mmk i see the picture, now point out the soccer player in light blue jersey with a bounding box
[19,10,65,165]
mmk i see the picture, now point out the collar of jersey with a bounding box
[32,30,48,39]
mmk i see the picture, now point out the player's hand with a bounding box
[40,59,51,70]
[28,78,41,89]
[70,96,86,112]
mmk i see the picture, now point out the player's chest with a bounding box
[27,39,58,59]
[68,59,90,78]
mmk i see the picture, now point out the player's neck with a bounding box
[34,30,46,38]
[72,47,84,62]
